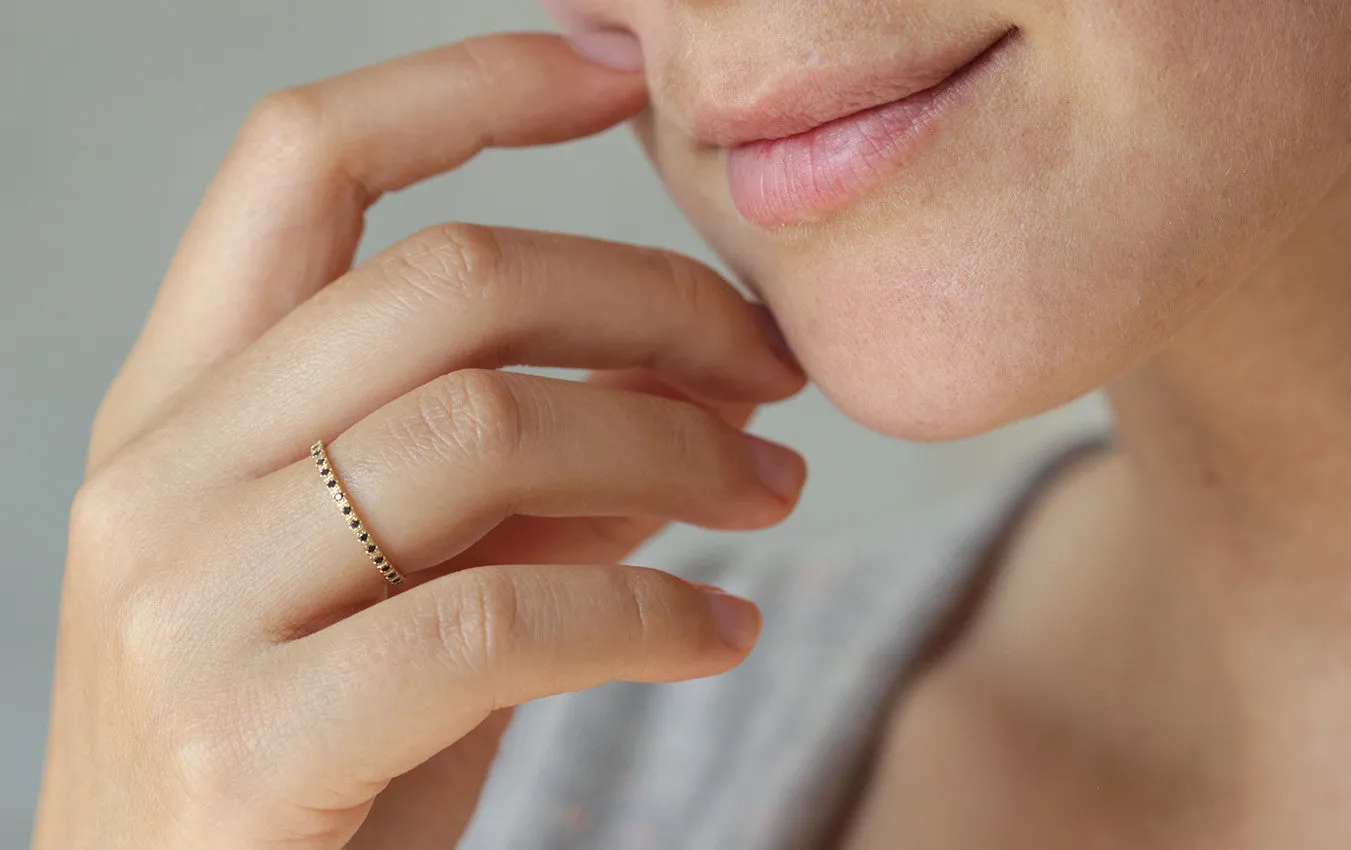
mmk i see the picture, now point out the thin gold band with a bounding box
[311,440,405,586]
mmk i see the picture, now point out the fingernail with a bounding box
[565,29,645,71]
[700,588,762,650]
[743,434,806,501]
[749,302,801,371]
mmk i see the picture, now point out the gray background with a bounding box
[1,1,1107,842]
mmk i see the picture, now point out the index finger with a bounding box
[97,34,646,469]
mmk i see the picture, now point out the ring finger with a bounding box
[216,368,804,632]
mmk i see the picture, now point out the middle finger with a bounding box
[161,224,802,479]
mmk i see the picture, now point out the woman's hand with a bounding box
[31,33,805,850]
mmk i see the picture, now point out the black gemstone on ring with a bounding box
[342,506,352,515]
[358,533,369,541]
[349,519,360,529]
[326,479,337,488]
[374,556,385,565]
[366,544,376,553]
[319,467,329,475]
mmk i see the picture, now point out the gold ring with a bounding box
[311,440,405,586]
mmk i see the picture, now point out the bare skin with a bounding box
[34,0,1351,846]
[841,174,1351,848]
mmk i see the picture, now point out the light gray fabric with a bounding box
[460,443,1091,850]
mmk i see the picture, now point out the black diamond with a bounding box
[373,556,385,565]
[319,467,329,475]
[358,533,369,542]
[341,506,352,515]
[366,544,376,553]
[326,480,337,488]
[349,519,360,529]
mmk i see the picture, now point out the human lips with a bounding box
[690,28,1019,225]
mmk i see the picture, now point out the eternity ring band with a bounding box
[311,440,406,587]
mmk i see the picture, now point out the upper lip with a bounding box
[679,28,1014,148]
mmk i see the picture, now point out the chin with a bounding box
[757,264,1119,443]
[655,159,1199,444]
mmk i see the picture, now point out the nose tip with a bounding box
[537,0,646,71]
[564,29,645,71]
[536,0,583,30]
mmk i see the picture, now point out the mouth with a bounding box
[707,28,1019,226]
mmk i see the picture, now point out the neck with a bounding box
[1086,172,1351,814]
[1111,170,1351,611]
[934,171,1351,839]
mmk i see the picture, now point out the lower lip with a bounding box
[725,32,1016,226]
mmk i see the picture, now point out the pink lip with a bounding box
[724,30,1017,226]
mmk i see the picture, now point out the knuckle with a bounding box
[380,223,507,309]
[167,696,269,814]
[456,37,503,90]
[429,570,521,676]
[108,578,189,674]
[702,418,765,501]
[572,516,654,558]
[236,86,330,169]
[607,568,665,681]
[617,569,653,641]
[413,370,526,467]
[434,223,506,283]
[68,473,126,550]
[67,459,161,587]
[169,718,246,802]
[663,400,706,464]
[663,399,734,487]
[93,523,225,677]
[654,252,765,367]
[658,251,716,322]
